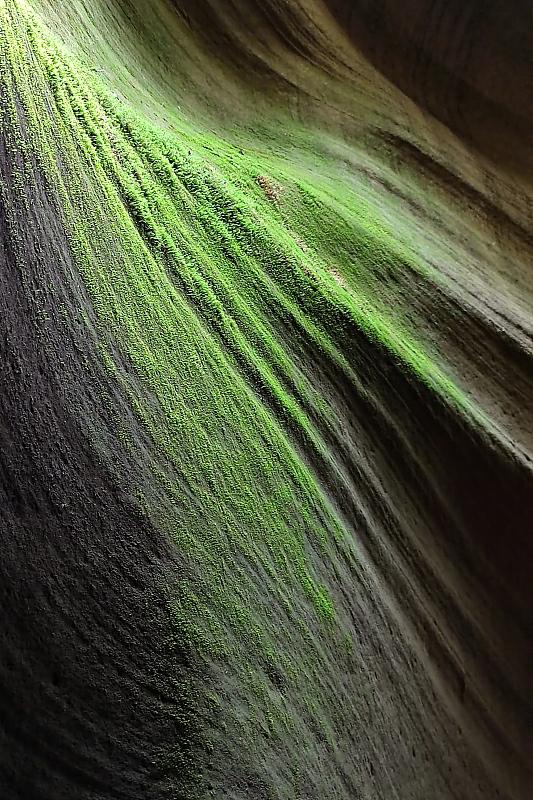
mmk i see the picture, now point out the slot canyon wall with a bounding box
[1,1,532,798]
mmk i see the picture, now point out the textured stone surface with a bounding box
[1,2,532,798]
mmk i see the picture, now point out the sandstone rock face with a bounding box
[1,2,532,799]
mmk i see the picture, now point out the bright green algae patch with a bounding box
[0,1,496,794]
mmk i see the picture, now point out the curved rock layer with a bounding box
[1,1,532,798]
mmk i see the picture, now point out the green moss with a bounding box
[0,1,501,794]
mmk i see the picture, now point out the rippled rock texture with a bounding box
[1,2,532,798]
